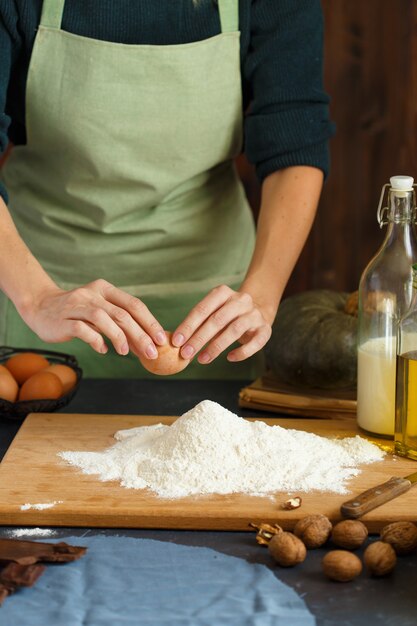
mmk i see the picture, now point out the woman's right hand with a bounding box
[20,279,166,359]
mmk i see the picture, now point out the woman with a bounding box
[0,0,334,378]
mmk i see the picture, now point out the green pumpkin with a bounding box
[265,290,358,389]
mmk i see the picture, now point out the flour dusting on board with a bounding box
[58,400,384,499]
[5,528,57,538]
[20,501,63,511]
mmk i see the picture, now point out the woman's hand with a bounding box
[172,166,323,366]
[171,284,272,364]
[21,279,166,359]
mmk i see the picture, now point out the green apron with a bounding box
[0,0,263,379]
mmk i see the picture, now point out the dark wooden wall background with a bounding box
[239,0,417,297]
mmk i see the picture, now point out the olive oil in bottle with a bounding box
[395,350,417,459]
[395,263,417,459]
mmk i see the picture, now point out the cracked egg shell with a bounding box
[139,331,191,376]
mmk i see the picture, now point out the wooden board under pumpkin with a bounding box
[0,412,414,532]
[239,375,356,418]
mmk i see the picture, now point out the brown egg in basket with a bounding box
[0,346,82,421]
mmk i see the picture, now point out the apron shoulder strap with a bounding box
[218,0,239,33]
[39,0,65,30]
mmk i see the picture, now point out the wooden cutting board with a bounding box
[0,412,415,532]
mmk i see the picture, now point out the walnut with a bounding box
[268,532,307,567]
[282,497,302,510]
[364,541,396,577]
[380,521,417,555]
[249,522,283,546]
[322,550,362,582]
[331,520,368,550]
[294,514,332,549]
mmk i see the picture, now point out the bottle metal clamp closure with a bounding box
[377,178,417,228]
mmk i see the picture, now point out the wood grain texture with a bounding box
[238,376,356,418]
[238,1,417,297]
[316,0,417,293]
[0,412,416,532]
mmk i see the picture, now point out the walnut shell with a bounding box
[331,520,368,550]
[249,522,283,546]
[268,531,307,567]
[364,541,396,577]
[380,521,417,555]
[282,497,302,510]
[294,514,332,549]
[322,550,362,582]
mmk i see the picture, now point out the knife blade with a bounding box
[341,471,417,519]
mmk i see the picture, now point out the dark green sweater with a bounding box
[0,0,334,204]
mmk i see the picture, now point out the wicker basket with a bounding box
[0,346,83,421]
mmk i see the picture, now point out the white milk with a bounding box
[357,334,417,436]
[357,336,396,436]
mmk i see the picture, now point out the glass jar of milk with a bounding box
[357,175,417,437]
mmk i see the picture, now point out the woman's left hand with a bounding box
[170,166,323,366]
[171,285,273,364]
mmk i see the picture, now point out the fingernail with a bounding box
[156,331,167,345]
[172,333,185,347]
[120,343,129,356]
[227,353,237,362]
[146,345,158,359]
[199,352,211,364]
[181,345,194,359]
[101,345,108,355]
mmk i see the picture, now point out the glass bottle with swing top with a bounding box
[357,175,417,437]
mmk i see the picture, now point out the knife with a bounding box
[341,472,417,519]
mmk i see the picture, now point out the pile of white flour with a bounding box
[59,400,384,499]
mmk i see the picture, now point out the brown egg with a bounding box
[19,371,63,401]
[0,364,14,378]
[0,373,19,402]
[43,364,77,395]
[139,331,190,376]
[6,353,49,385]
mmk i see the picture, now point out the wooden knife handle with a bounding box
[341,476,412,519]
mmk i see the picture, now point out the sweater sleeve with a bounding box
[0,0,20,204]
[243,0,335,181]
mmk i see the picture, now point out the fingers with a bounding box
[72,304,130,356]
[172,285,234,353]
[63,320,108,355]
[37,280,164,359]
[197,311,269,364]
[69,280,165,359]
[101,302,159,360]
[172,285,272,364]
[179,293,254,361]
[97,282,166,346]
[34,279,270,364]
[227,326,272,362]
[71,300,160,359]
